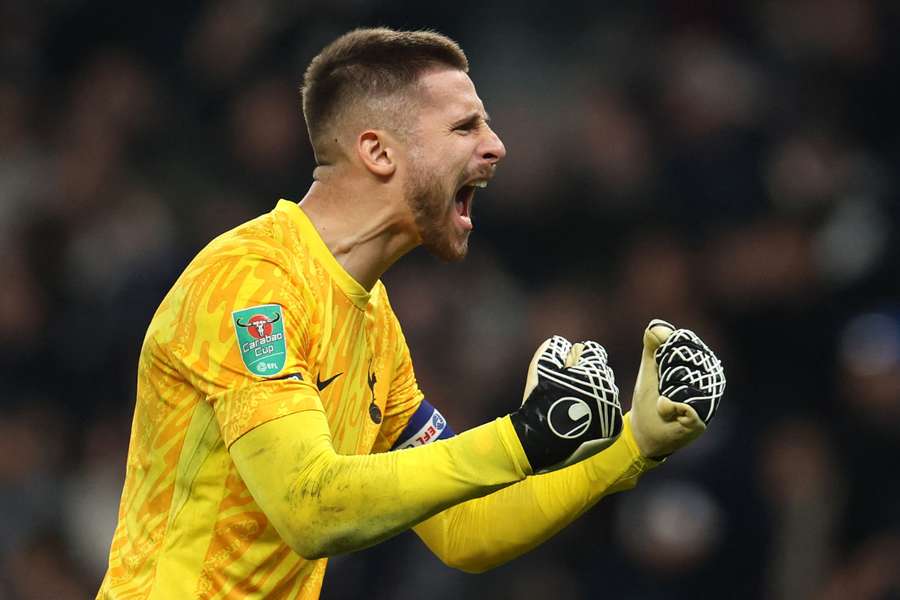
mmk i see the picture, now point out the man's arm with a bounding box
[411,320,726,573]
[412,413,657,573]
[229,401,530,560]
[229,335,626,561]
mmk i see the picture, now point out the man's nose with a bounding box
[480,127,507,164]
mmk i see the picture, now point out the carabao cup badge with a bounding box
[232,304,287,376]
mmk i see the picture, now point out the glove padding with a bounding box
[630,319,725,459]
[655,327,725,424]
[510,336,623,474]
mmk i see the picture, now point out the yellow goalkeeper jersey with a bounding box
[98,200,424,599]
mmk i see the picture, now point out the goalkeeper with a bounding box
[98,28,725,599]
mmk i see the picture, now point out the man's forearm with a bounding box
[230,407,531,559]
[414,413,658,573]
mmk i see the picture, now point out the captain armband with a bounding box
[392,400,456,450]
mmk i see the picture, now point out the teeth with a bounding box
[472,181,488,188]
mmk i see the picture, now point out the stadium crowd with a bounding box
[0,0,898,598]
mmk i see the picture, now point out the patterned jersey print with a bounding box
[98,200,424,599]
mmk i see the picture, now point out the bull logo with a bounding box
[232,304,287,376]
[236,312,280,339]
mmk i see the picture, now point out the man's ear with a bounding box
[357,130,397,177]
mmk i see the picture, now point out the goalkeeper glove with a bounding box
[630,319,725,459]
[509,336,623,474]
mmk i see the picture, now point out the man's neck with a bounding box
[298,176,419,291]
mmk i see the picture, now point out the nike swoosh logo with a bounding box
[316,372,342,392]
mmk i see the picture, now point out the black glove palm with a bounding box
[510,336,622,474]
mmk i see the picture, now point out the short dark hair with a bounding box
[301,28,468,162]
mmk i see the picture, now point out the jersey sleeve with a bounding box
[172,251,322,448]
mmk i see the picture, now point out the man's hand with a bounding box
[630,319,725,459]
[510,336,623,474]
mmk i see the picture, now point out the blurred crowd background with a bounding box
[1,0,899,598]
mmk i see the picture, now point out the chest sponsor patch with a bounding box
[232,304,287,376]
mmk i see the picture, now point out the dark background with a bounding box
[1,1,899,598]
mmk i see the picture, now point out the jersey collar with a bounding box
[275,199,372,310]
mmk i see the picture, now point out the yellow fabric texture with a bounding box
[229,405,530,560]
[99,201,428,599]
[412,413,657,572]
[99,198,659,599]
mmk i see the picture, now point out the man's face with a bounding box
[402,69,506,261]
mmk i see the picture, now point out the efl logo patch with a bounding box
[232,304,287,376]
[395,408,448,449]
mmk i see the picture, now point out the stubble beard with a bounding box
[404,157,469,262]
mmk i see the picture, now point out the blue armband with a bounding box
[391,400,455,450]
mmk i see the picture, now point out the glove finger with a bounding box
[678,414,706,431]
[657,344,707,370]
[657,342,713,373]
[660,377,700,403]
[573,340,609,367]
[665,328,706,349]
[522,337,555,404]
[670,398,706,431]
[570,341,618,405]
[539,335,572,369]
[684,395,713,424]
[643,319,675,356]
[596,361,620,407]
[564,342,585,368]
[657,395,680,422]
[656,329,714,367]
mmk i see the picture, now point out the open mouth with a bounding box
[454,180,487,230]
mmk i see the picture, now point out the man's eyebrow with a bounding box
[452,111,491,126]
